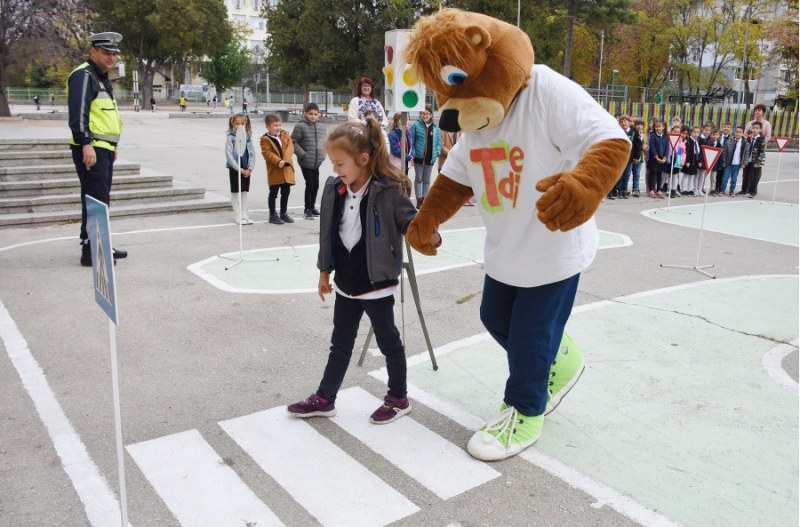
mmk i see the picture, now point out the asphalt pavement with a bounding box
[0,110,797,527]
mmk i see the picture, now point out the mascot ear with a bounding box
[465,25,491,50]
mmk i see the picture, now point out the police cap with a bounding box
[88,32,123,53]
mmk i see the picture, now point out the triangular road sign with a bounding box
[668,133,681,150]
[701,145,723,172]
[775,137,790,152]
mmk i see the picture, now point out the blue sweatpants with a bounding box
[480,273,580,416]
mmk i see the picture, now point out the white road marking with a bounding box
[333,387,500,499]
[220,406,419,527]
[0,300,130,527]
[762,338,799,394]
[126,429,284,527]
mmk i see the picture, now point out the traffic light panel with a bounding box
[383,30,426,113]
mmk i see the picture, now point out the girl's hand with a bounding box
[318,272,333,301]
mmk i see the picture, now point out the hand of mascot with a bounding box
[407,175,474,255]
[535,139,631,232]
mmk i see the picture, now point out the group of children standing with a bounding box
[224,102,328,225]
[610,109,769,199]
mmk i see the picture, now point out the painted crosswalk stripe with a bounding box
[334,387,501,499]
[220,406,419,527]
[126,429,284,527]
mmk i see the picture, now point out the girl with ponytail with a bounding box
[286,117,431,425]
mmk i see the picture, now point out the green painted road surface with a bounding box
[189,227,631,294]
[395,275,798,527]
[643,200,799,247]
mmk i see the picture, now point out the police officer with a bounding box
[67,32,127,266]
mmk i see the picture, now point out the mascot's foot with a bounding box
[545,333,585,415]
[467,404,543,461]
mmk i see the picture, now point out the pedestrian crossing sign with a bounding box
[85,196,118,325]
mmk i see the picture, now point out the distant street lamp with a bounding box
[612,69,619,100]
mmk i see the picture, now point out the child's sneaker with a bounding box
[369,395,411,424]
[467,404,543,461]
[287,394,336,418]
[545,332,585,415]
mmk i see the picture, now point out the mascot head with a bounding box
[405,9,534,133]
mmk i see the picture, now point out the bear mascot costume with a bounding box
[405,9,630,461]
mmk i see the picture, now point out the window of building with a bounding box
[249,16,265,30]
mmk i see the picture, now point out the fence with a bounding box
[6,86,798,138]
[3,87,353,108]
[602,100,799,139]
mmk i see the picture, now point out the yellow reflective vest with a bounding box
[67,61,122,151]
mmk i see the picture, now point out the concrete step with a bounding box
[0,150,75,167]
[0,173,172,197]
[0,195,231,227]
[0,162,141,181]
[0,187,210,214]
[0,138,68,151]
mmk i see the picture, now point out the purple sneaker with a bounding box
[287,394,336,418]
[369,395,411,424]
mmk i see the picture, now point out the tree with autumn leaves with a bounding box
[2,0,796,109]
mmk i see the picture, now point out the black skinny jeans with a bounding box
[317,294,406,402]
[268,183,291,214]
[300,166,320,210]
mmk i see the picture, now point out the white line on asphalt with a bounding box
[220,406,419,527]
[761,338,799,395]
[519,449,684,527]
[0,300,130,527]
[333,387,500,499]
[126,429,284,526]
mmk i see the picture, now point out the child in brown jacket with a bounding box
[261,113,296,224]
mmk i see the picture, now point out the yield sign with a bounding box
[667,133,681,150]
[702,145,723,172]
[775,137,790,152]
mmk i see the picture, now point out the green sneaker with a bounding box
[545,332,585,415]
[466,405,543,461]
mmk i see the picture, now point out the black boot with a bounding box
[113,248,127,259]
[80,241,92,267]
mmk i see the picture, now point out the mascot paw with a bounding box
[535,173,599,232]
[407,221,437,256]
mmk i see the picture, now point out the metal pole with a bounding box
[597,29,604,95]
[740,3,752,105]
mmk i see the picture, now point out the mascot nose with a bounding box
[439,109,461,132]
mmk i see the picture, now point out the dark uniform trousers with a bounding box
[71,145,114,241]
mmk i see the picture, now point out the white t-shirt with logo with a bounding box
[442,65,628,288]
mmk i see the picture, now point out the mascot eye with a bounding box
[440,65,468,86]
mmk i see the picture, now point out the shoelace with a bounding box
[483,406,519,443]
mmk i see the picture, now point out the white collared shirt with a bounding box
[334,182,398,300]
[339,182,369,252]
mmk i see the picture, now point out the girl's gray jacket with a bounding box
[317,175,417,284]
[225,131,256,171]
[291,117,327,169]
